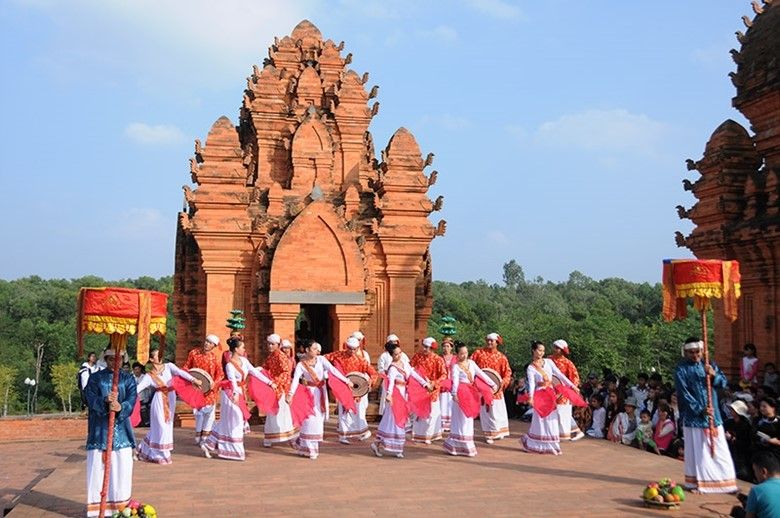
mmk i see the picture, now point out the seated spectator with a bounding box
[604,390,623,436]
[586,394,606,439]
[635,409,659,454]
[762,362,778,394]
[725,400,755,482]
[581,372,601,400]
[653,403,676,456]
[608,396,639,445]
[730,450,780,518]
[643,387,660,422]
[753,397,780,457]
[649,372,663,391]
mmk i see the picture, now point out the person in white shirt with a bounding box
[630,373,649,410]
[79,352,102,410]
[586,393,607,439]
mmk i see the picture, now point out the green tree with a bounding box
[51,363,80,412]
[0,365,18,417]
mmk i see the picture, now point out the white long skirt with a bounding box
[521,391,561,454]
[264,396,299,445]
[412,399,442,442]
[479,397,510,440]
[683,426,738,493]
[440,391,453,432]
[86,447,133,517]
[194,404,215,433]
[292,387,327,458]
[443,399,477,457]
[376,387,407,454]
[203,391,246,461]
[557,403,573,439]
[338,395,369,441]
[378,384,388,415]
[137,390,175,464]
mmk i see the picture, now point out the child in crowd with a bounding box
[635,409,659,454]
[652,404,676,455]
[586,394,606,439]
[741,343,760,388]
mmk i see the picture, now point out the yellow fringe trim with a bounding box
[81,315,166,336]
[674,282,741,299]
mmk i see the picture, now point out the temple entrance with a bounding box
[296,304,333,353]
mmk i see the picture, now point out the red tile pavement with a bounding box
[4,421,749,517]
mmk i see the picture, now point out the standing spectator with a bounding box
[581,373,601,400]
[631,373,650,410]
[649,372,663,391]
[78,352,101,410]
[741,343,760,388]
[131,362,151,427]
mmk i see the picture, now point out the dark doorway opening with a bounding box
[296,304,333,354]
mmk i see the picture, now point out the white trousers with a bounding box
[86,448,133,517]
[194,404,215,433]
[682,426,738,493]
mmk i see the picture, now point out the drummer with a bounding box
[471,333,512,444]
[325,337,378,444]
[183,334,224,445]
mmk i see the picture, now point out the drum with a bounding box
[347,372,370,398]
[482,368,503,395]
[188,368,213,395]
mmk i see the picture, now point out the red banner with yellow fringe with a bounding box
[662,259,741,322]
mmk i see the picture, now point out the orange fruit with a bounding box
[664,494,675,503]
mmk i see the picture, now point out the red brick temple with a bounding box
[677,2,779,374]
[174,20,445,363]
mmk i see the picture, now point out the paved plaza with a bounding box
[2,421,749,517]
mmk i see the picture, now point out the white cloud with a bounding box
[418,25,458,44]
[487,230,510,245]
[420,114,470,131]
[115,208,170,239]
[532,109,668,156]
[124,123,185,145]
[465,0,522,20]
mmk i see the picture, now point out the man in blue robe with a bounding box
[675,337,737,493]
[84,347,137,516]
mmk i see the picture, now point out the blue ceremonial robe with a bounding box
[84,368,137,451]
[674,358,728,429]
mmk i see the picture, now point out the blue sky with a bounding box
[0,1,754,284]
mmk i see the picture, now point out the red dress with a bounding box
[324,351,378,385]
[262,350,293,399]
[551,355,580,405]
[410,352,447,400]
[183,348,224,406]
[471,348,511,400]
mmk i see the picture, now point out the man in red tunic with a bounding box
[182,334,224,445]
[471,332,512,443]
[261,333,297,447]
[325,337,378,443]
[550,339,585,441]
[410,337,447,443]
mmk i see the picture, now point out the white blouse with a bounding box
[288,356,350,396]
[525,358,575,399]
[386,362,429,393]
[450,359,497,395]
[136,362,195,392]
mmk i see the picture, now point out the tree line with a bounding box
[0,261,702,415]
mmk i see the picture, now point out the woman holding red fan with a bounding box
[520,341,579,455]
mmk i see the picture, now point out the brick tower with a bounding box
[677,2,780,374]
[174,20,445,363]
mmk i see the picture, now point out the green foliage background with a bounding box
[0,262,706,414]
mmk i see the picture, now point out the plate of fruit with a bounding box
[642,478,685,509]
[112,499,157,518]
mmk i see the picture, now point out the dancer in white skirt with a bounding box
[288,341,352,460]
[377,334,408,415]
[261,334,298,447]
[201,337,274,461]
[410,337,447,443]
[371,344,430,458]
[439,338,456,432]
[135,348,202,464]
[520,341,577,455]
[443,342,498,457]
[472,333,512,443]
